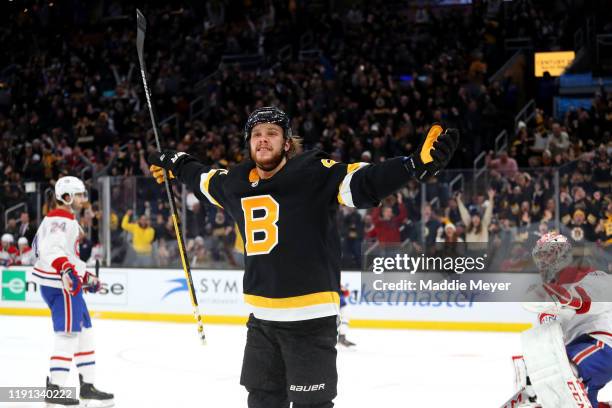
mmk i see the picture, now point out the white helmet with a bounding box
[55,176,88,205]
[1,233,14,243]
[532,231,573,281]
[18,237,28,246]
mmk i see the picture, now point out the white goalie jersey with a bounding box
[536,267,612,348]
[32,208,86,289]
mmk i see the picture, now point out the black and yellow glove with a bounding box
[149,164,174,184]
[404,124,459,182]
[148,150,189,184]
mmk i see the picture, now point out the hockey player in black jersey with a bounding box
[149,107,459,408]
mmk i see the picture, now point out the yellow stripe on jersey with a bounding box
[346,162,363,173]
[337,162,369,207]
[244,291,340,309]
[320,159,338,168]
[199,169,224,208]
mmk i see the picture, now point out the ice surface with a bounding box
[1,315,609,407]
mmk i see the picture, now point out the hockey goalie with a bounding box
[509,232,612,408]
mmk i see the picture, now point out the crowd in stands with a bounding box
[0,1,609,271]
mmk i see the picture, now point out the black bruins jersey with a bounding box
[176,150,415,321]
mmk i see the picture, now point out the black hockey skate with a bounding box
[79,374,114,407]
[338,334,356,347]
[45,377,80,407]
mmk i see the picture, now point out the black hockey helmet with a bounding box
[244,106,292,142]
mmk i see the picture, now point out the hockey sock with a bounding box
[74,327,96,384]
[49,332,78,385]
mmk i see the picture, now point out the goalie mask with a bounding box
[532,232,573,282]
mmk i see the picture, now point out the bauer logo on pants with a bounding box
[289,384,325,392]
[1,270,26,301]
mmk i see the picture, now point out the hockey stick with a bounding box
[136,9,206,344]
[95,259,99,278]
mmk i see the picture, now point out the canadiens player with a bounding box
[32,176,114,407]
[149,107,459,408]
[16,237,36,265]
[0,233,18,266]
[517,232,612,408]
[338,285,356,347]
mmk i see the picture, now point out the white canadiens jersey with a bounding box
[17,249,36,266]
[32,208,86,289]
[541,267,612,348]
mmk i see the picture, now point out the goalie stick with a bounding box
[135,8,206,344]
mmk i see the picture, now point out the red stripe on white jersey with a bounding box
[50,356,72,362]
[590,331,612,338]
[34,267,60,276]
[74,351,95,357]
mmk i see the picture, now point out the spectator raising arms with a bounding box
[457,189,495,245]
[367,193,408,245]
[121,210,155,267]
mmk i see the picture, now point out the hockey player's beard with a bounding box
[251,147,286,172]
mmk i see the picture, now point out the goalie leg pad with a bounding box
[521,321,592,408]
[513,356,528,391]
[566,335,612,408]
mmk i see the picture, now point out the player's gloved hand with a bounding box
[60,264,82,296]
[83,271,101,293]
[149,164,174,184]
[543,282,589,313]
[148,150,191,184]
[404,124,459,182]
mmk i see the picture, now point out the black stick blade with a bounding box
[136,9,147,66]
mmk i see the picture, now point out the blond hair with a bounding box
[287,136,303,158]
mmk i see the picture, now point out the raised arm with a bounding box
[482,189,495,229]
[329,126,459,209]
[121,210,136,233]
[456,193,471,228]
[370,206,382,224]
[394,198,408,224]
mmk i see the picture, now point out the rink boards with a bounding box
[0,267,535,332]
